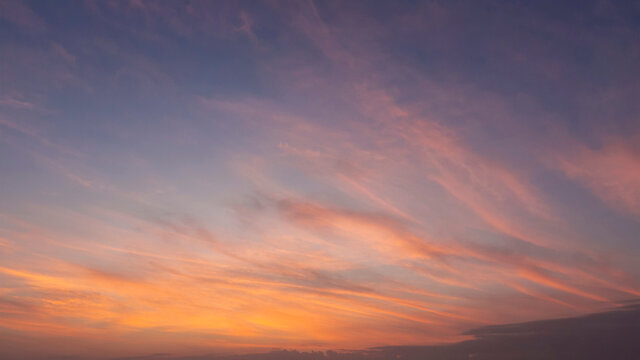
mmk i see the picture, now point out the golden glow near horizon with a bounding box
[1,1,640,359]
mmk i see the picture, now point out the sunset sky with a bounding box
[1,1,640,359]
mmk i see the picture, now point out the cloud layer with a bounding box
[1,0,639,358]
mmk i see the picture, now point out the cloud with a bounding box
[51,42,76,64]
[0,0,46,33]
[51,302,636,360]
[1,0,639,357]
[0,96,38,110]
[549,134,640,216]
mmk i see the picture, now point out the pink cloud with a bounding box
[550,134,640,216]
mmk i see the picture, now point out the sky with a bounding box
[1,0,640,359]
